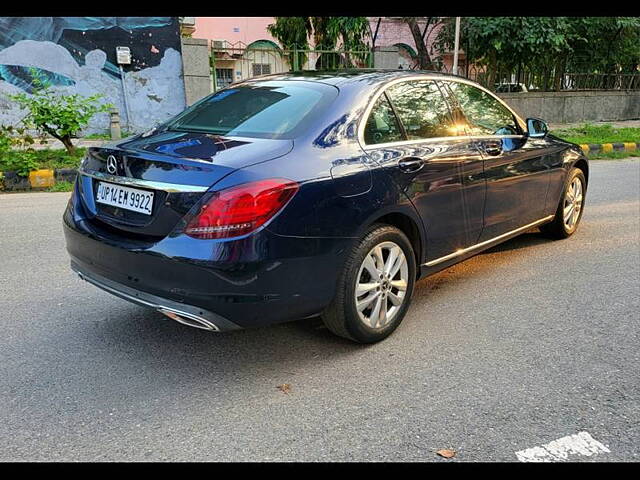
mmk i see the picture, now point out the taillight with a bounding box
[184,178,299,239]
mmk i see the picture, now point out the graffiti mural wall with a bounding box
[0,17,186,133]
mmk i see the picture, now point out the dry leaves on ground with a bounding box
[276,383,291,394]
[436,449,457,459]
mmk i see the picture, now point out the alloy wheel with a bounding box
[355,241,409,329]
[563,176,584,230]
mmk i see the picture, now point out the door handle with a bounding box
[482,140,503,156]
[397,156,424,173]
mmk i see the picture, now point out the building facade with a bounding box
[190,17,465,89]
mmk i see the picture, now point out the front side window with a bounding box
[167,80,337,139]
[446,82,522,136]
[363,94,404,145]
[386,80,461,139]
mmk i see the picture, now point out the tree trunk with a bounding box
[41,125,75,154]
[487,50,497,90]
[406,18,432,70]
[60,136,75,154]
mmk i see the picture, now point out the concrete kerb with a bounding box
[0,168,78,191]
[578,142,640,155]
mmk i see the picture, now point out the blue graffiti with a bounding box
[0,17,175,91]
[0,64,75,93]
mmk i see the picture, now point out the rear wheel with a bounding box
[322,224,416,343]
[541,167,586,239]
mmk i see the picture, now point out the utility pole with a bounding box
[452,17,461,76]
[116,47,132,129]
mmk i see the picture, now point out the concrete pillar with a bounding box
[109,107,121,140]
[180,37,213,106]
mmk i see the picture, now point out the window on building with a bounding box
[252,63,271,77]
[215,68,234,90]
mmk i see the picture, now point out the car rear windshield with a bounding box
[166,80,338,139]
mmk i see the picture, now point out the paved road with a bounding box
[1,160,639,462]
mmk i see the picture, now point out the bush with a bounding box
[7,76,112,154]
[0,125,38,176]
[48,180,75,192]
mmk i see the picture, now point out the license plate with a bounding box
[96,181,154,215]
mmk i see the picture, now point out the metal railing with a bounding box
[208,40,640,92]
[462,66,640,92]
[209,41,375,91]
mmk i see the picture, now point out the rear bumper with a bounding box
[72,263,242,331]
[63,192,354,330]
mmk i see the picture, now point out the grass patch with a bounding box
[47,180,75,192]
[588,150,639,160]
[29,148,86,170]
[83,131,134,140]
[0,147,85,174]
[551,123,640,145]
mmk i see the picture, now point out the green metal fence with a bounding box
[209,40,640,92]
[210,41,374,92]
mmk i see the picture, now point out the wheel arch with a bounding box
[573,157,589,186]
[366,211,424,274]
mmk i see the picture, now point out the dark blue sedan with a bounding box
[64,70,589,343]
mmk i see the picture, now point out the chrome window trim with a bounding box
[356,74,527,150]
[78,167,210,193]
[422,215,555,267]
[360,134,525,151]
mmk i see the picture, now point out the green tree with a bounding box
[435,17,640,91]
[568,17,640,75]
[267,17,313,70]
[403,17,443,70]
[267,17,371,70]
[8,77,112,154]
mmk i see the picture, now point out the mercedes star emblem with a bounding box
[106,155,118,175]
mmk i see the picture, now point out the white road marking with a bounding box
[515,431,611,462]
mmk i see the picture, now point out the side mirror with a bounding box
[527,117,548,138]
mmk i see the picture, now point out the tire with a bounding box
[322,224,417,343]
[540,167,587,239]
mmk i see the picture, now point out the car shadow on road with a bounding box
[482,230,551,254]
[88,229,554,361]
[412,229,553,297]
[82,229,554,365]
[13,227,558,411]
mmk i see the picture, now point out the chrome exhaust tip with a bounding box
[158,308,219,331]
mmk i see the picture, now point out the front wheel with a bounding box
[322,224,416,343]
[540,167,587,239]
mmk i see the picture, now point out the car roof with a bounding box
[239,69,469,88]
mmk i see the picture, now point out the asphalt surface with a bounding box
[1,159,639,462]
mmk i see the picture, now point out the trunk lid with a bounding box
[77,130,293,239]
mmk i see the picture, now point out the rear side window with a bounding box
[386,80,460,139]
[167,81,337,139]
[363,94,404,145]
[446,82,522,136]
